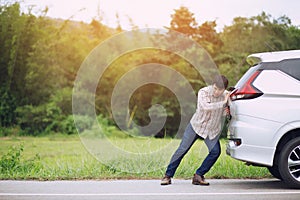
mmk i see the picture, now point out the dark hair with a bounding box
[213,75,228,89]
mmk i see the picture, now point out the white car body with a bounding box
[227,50,300,188]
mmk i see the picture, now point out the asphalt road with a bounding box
[1,179,300,200]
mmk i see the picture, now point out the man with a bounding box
[161,75,230,186]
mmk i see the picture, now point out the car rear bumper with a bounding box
[226,141,274,166]
[227,114,280,166]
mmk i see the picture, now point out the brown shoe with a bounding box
[192,174,210,186]
[161,175,171,185]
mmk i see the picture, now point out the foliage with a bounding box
[0,126,20,137]
[169,6,198,37]
[0,144,42,177]
[97,114,132,138]
[218,12,300,83]
[81,115,131,138]
[15,103,62,135]
[61,115,94,134]
[0,89,17,126]
[0,137,270,180]
[1,2,300,137]
[168,6,223,56]
[15,104,93,135]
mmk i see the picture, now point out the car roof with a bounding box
[246,49,300,66]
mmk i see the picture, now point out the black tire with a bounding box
[267,165,282,180]
[278,137,300,188]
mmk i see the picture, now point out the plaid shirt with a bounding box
[190,85,226,140]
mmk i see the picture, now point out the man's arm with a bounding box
[198,90,229,111]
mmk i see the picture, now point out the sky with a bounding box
[21,0,300,31]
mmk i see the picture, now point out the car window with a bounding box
[278,59,300,81]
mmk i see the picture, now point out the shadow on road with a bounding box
[228,179,297,190]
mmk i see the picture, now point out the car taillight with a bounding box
[230,71,263,101]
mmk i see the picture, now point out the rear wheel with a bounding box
[267,165,282,180]
[278,137,300,188]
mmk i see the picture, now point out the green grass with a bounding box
[0,134,271,180]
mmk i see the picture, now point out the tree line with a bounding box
[1,2,300,137]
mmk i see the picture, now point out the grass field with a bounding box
[0,134,271,180]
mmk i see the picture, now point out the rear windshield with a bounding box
[235,64,261,88]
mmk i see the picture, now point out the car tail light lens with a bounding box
[230,71,263,101]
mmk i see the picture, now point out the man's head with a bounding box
[212,75,228,97]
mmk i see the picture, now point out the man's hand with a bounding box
[224,91,231,104]
[224,106,230,115]
[223,91,232,120]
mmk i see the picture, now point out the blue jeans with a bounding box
[165,123,221,177]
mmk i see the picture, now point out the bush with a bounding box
[0,126,21,136]
[50,88,73,115]
[16,103,62,135]
[0,144,42,176]
[15,101,94,135]
[80,115,129,138]
[0,89,17,127]
[58,115,94,134]
[0,144,24,172]
[96,115,132,138]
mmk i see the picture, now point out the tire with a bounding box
[278,137,300,188]
[267,165,282,180]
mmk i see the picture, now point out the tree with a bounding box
[0,2,28,125]
[220,12,295,55]
[0,2,25,91]
[197,20,223,56]
[168,6,222,57]
[168,6,198,37]
[218,12,300,84]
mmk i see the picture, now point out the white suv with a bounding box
[227,50,300,188]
